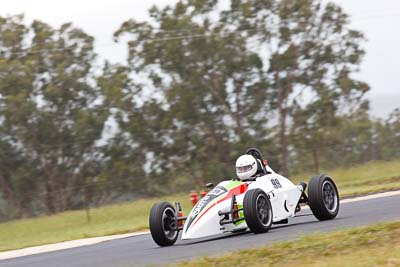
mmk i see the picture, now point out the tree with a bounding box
[0,15,39,217]
[219,0,370,175]
[96,63,151,197]
[113,2,273,190]
[0,15,107,214]
[375,108,400,160]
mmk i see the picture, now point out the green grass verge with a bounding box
[0,194,192,252]
[176,221,400,267]
[292,159,400,198]
[0,159,400,252]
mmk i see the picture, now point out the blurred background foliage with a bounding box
[0,0,399,221]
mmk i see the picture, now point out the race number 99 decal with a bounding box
[271,178,282,189]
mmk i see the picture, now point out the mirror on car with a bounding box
[205,182,214,189]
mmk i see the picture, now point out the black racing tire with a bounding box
[308,174,340,221]
[149,202,178,246]
[243,189,273,234]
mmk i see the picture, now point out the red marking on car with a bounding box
[178,210,184,227]
[233,203,239,219]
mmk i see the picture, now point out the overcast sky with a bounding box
[1,0,399,118]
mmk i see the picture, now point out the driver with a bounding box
[235,154,266,180]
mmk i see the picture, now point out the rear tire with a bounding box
[243,189,273,234]
[149,202,178,246]
[308,174,339,221]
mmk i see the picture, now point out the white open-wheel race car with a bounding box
[149,148,339,247]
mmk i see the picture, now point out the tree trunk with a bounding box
[0,175,15,203]
[278,105,289,176]
[276,72,289,176]
[0,175,22,216]
[312,147,320,174]
[44,179,56,214]
[59,173,74,212]
[233,79,244,136]
[83,182,91,223]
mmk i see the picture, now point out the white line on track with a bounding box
[0,231,149,261]
[1,190,399,261]
[301,190,400,210]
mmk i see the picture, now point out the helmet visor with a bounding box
[236,165,253,173]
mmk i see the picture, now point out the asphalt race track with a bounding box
[1,194,400,267]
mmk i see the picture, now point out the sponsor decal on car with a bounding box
[184,182,248,233]
[189,186,227,218]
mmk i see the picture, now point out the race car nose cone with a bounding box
[182,204,227,240]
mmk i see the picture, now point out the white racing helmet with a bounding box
[235,154,257,180]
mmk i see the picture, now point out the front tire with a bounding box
[308,174,339,220]
[243,189,273,234]
[149,202,178,246]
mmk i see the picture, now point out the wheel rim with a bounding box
[161,207,178,240]
[256,194,272,226]
[322,180,338,213]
